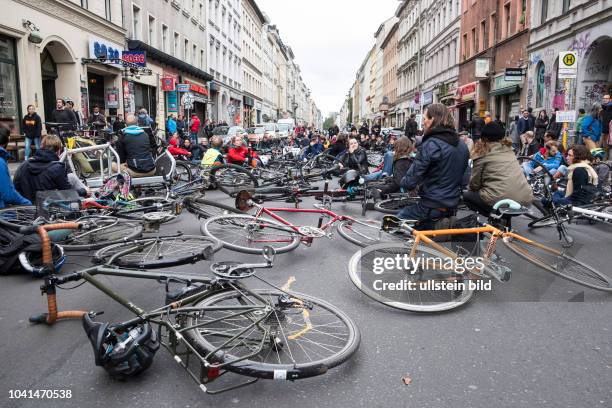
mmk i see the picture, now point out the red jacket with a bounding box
[190,116,201,133]
[168,137,190,157]
[227,145,258,165]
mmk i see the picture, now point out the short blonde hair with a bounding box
[41,134,62,152]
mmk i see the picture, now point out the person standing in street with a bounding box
[65,100,82,128]
[189,114,201,145]
[581,103,603,151]
[0,127,31,209]
[359,122,369,137]
[176,114,186,138]
[547,108,563,139]
[371,119,381,137]
[507,115,520,152]
[166,114,177,138]
[404,114,418,140]
[575,108,586,145]
[600,94,612,158]
[113,114,126,133]
[49,99,77,132]
[517,110,531,138]
[527,107,536,132]
[469,113,484,141]
[87,105,107,132]
[534,110,549,144]
[22,105,42,160]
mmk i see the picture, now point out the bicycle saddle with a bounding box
[492,199,529,217]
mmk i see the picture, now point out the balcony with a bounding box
[171,0,180,10]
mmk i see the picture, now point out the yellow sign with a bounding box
[563,53,576,67]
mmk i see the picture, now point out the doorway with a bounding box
[40,48,57,121]
[87,72,105,114]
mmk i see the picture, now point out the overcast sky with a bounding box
[256,0,400,117]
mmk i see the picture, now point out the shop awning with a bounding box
[127,40,213,82]
[490,85,520,96]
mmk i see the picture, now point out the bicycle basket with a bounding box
[35,190,81,220]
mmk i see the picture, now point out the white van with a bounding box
[276,118,295,139]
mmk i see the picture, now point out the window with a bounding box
[174,32,180,57]
[193,45,197,66]
[162,25,168,52]
[199,2,204,21]
[132,5,141,40]
[471,27,477,55]
[541,0,548,24]
[105,0,111,20]
[479,20,486,51]
[81,0,88,8]
[200,49,205,69]
[562,0,570,13]
[503,2,511,38]
[184,39,189,62]
[148,15,156,46]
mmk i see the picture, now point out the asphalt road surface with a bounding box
[1,184,611,408]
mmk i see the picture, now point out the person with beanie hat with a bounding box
[463,122,533,216]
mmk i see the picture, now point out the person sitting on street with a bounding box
[369,136,415,199]
[338,137,369,174]
[519,131,540,157]
[326,133,347,159]
[464,123,533,216]
[398,103,470,229]
[522,140,563,178]
[0,127,31,209]
[182,138,202,162]
[201,136,224,167]
[227,135,259,167]
[545,145,598,207]
[113,114,157,177]
[13,134,88,202]
[167,134,192,159]
[301,136,324,160]
[259,134,274,150]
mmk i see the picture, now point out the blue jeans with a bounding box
[25,137,40,160]
[190,132,198,145]
[542,190,572,207]
[365,151,394,182]
[522,161,534,177]
[397,201,452,230]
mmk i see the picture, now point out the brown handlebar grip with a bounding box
[46,292,58,324]
[37,223,81,265]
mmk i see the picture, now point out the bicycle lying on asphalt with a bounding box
[27,222,360,394]
[348,199,612,313]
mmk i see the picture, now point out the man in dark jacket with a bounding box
[113,114,157,177]
[87,105,107,131]
[468,113,485,141]
[328,124,340,138]
[399,103,469,229]
[517,110,531,136]
[547,108,563,138]
[359,122,370,136]
[404,114,418,140]
[49,99,77,132]
[14,134,88,202]
[371,120,381,137]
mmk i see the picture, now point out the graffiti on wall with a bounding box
[585,60,611,78]
[570,33,596,58]
[582,83,612,108]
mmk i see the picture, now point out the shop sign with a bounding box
[122,51,146,67]
[88,38,122,68]
[105,87,120,109]
[504,68,524,82]
[185,81,209,96]
[475,59,490,78]
[494,75,518,91]
[422,91,433,106]
[177,84,190,92]
[456,82,477,102]
[167,91,178,113]
[161,77,175,91]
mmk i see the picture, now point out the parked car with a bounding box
[276,123,292,139]
[213,126,248,146]
[247,126,265,144]
[261,123,279,140]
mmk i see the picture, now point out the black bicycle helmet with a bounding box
[82,314,159,379]
[339,169,361,189]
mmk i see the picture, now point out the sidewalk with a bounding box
[7,161,20,177]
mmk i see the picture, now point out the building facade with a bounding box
[381,21,399,127]
[2,0,124,132]
[526,0,612,120]
[241,0,266,127]
[457,0,531,129]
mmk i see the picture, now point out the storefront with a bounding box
[456,82,477,131]
[85,37,123,118]
[0,34,21,132]
[243,95,254,127]
[184,79,209,122]
[490,74,522,123]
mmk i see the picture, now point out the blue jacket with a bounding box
[302,142,323,159]
[581,115,602,142]
[531,151,563,172]
[401,127,469,209]
[517,117,530,136]
[0,147,32,208]
[167,118,177,135]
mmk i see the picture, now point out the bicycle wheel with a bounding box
[174,161,193,184]
[202,214,301,254]
[210,164,258,195]
[184,196,243,219]
[502,235,612,292]
[93,235,222,268]
[112,197,176,223]
[0,206,37,226]
[184,289,360,380]
[59,217,143,251]
[337,218,407,247]
[527,212,569,228]
[374,196,420,214]
[348,243,475,312]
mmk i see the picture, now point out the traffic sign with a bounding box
[558,52,577,79]
[504,67,524,82]
[177,84,190,92]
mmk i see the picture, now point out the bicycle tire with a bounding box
[93,235,222,268]
[112,197,176,223]
[527,213,570,228]
[210,164,259,195]
[348,243,475,312]
[202,214,301,254]
[183,289,360,380]
[502,235,612,292]
[374,196,420,214]
[174,161,193,184]
[337,218,407,247]
[59,217,143,251]
[184,196,243,218]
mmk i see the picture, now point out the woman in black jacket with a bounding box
[22,105,42,160]
[370,136,415,199]
[338,137,369,174]
[326,134,347,158]
[534,110,549,144]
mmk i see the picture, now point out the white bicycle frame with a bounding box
[59,143,121,188]
[572,206,612,224]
